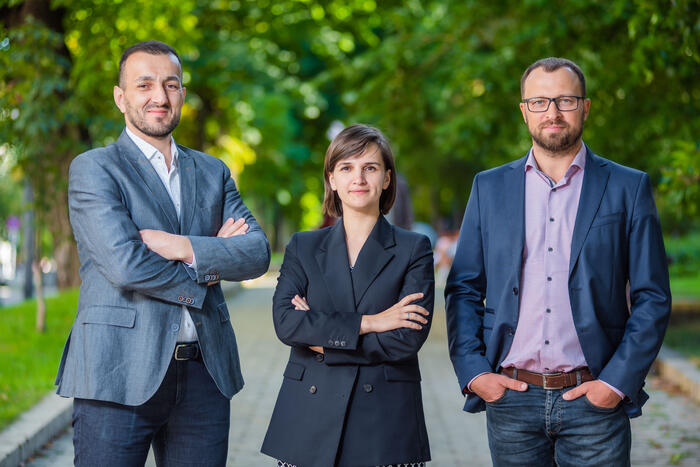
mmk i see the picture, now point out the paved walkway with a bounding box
[26,281,700,466]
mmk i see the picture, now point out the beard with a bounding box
[529,118,584,154]
[124,99,181,138]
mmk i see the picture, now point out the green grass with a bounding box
[664,320,700,369]
[670,275,700,301]
[0,289,78,430]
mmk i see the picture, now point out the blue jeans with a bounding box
[73,356,230,467]
[485,385,630,467]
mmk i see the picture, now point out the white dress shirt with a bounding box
[125,127,199,343]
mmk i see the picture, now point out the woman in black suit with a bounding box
[261,124,434,467]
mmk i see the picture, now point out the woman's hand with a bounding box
[360,292,429,335]
[290,295,324,354]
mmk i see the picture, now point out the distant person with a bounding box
[56,40,270,466]
[445,57,671,466]
[262,124,433,467]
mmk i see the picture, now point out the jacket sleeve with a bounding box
[187,163,270,283]
[597,172,672,403]
[272,234,363,350]
[323,234,435,365]
[68,154,207,308]
[444,175,494,393]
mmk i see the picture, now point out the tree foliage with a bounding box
[0,0,698,284]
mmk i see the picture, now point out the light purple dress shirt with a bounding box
[469,143,623,397]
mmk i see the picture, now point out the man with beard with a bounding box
[445,57,671,466]
[56,41,270,466]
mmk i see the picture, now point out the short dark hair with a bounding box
[323,124,397,218]
[118,41,182,87]
[520,57,586,98]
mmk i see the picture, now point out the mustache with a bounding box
[145,104,171,111]
[539,119,568,129]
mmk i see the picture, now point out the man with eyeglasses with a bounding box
[446,57,671,466]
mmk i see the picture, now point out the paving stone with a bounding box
[24,282,700,466]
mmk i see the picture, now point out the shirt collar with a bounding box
[525,142,587,174]
[125,126,179,166]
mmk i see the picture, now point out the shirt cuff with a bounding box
[599,379,625,399]
[465,371,491,394]
[184,251,197,271]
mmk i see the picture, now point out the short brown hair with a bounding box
[520,57,586,98]
[322,124,396,218]
[118,41,182,87]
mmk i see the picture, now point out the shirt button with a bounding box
[545,340,550,345]
[171,324,179,332]
[309,385,317,394]
[549,217,555,222]
[363,384,373,393]
[547,277,552,282]
[552,188,557,192]
[546,308,551,313]
[548,247,553,252]
[512,287,519,296]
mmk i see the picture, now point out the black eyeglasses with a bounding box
[521,96,584,112]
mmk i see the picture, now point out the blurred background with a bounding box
[0,0,698,432]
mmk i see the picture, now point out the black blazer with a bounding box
[261,216,434,467]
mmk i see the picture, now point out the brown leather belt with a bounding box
[501,367,593,390]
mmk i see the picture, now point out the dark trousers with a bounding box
[73,357,230,467]
[485,385,631,467]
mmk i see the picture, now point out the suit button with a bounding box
[512,287,519,296]
[508,329,514,336]
[186,298,192,304]
[178,295,183,301]
[340,341,346,347]
[363,384,373,393]
[315,353,324,362]
[204,275,210,281]
[328,339,334,345]
[309,385,317,394]
[334,340,340,346]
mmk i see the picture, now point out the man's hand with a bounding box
[562,380,622,409]
[217,217,248,237]
[140,230,194,263]
[471,372,528,402]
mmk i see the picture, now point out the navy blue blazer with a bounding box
[445,147,671,418]
[261,216,433,467]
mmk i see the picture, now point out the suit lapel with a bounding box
[178,146,196,234]
[569,148,611,276]
[351,216,395,306]
[117,131,180,233]
[504,156,527,277]
[315,221,357,313]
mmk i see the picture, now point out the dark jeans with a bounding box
[485,385,630,467]
[73,357,230,467]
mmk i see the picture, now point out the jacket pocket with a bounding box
[81,305,136,328]
[591,211,624,227]
[283,361,305,381]
[217,302,230,323]
[384,364,421,382]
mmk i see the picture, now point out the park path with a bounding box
[26,277,700,466]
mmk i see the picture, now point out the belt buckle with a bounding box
[541,371,563,390]
[174,344,189,361]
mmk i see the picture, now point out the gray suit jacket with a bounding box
[56,130,270,405]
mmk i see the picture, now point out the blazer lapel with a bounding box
[177,146,196,234]
[117,131,180,233]
[315,221,357,313]
[503,156,527,279]
[569,148,611,276]
[352,216,395,306]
